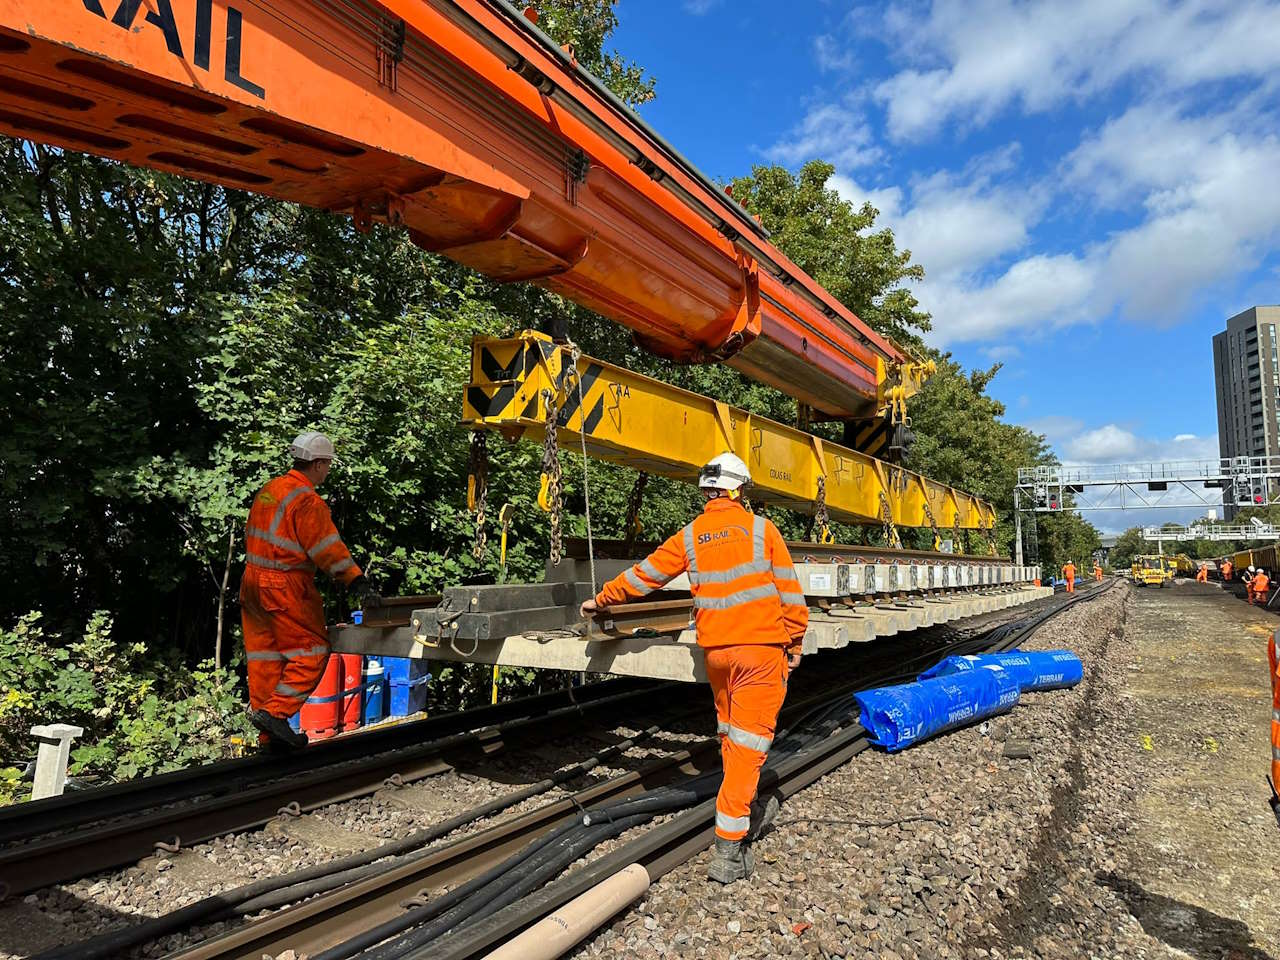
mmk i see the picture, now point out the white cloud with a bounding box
[814,34,855,73]
[765,100,882,170]
[981,344,1021,361]
[874,0,1280,142]
[1022,415,1085,441]
[682,0,721,13]
[1060,424,1219,463]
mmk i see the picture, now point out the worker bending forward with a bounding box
[581,453,807,883]
[240,432,378,750]
[1196,564,1208,583]
[1249,567,1271,606]
[1062,561,1076,593]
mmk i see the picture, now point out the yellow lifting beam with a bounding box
[462,332,997,531]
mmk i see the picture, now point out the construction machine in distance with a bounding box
[1132,556,1173,588]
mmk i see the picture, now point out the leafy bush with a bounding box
[0,611,255,801]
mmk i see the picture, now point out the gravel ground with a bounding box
[572,582,1137,959]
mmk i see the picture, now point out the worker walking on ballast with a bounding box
[1062,560,1076,593]
[581,452,808,883]
[1093,562,1103,582]
[240,432,379,750]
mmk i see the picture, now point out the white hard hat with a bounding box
[698,452,751,491]
[289,431,336,462]
[1249,565,1256,573]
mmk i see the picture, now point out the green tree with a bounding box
[727,161,932,349]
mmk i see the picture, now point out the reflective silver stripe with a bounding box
[246,525,303,553]
[268,485,313,536]
[1273,744,1280,761]
[307,532,342,559]
[693,584,780,610]
[328,558,355,576]
[726,724,772,753]
[716,721,729,735]
[772,565,798,582]
[683,523,699,585]
[695,558,771,584]
[248,646,328,661]
[715,810,751,834]
[639,559,668,584]
[275,682,306,697]
[246,551,314,572]
[752,514,767,561]
[778,592,807,606]
[1273,708,1280,722]
[624,567,657,596]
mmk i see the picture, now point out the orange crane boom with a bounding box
[0,0,909,418]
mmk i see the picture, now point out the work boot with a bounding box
[248,709,308,751]
[747,795,780,841]
[706,836,754,884]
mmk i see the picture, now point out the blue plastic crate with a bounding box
[381,656,431,717]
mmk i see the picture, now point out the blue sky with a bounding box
[611,0,1280,531]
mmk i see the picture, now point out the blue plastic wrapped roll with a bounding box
[854,665,1021,752]
[918,650,1083,692]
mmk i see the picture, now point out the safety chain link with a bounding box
[878,491,901,549]
[623,471,648,552]
[541,388,564,566]
[984,519,998,556]
[813,476,831,543]
[467,431,488,561]
[953,518,964,555]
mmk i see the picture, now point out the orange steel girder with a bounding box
[0,0,904,418]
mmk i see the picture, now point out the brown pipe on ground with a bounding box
[480,863,651,960]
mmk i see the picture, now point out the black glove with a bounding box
[348,575,382,611]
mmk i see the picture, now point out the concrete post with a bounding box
[1014,489,1024,566]
[30,724,84,800]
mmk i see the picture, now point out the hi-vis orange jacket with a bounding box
[594,498,808,652]
[244,470,362,586]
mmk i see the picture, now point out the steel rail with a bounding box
[140,594,1083,960]
[0,681,677,896]
[562,537,1013,566]
[0,677,645,847]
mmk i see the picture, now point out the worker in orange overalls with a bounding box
[1093,562,1103,582]
[240,432,379,750]
[1222,559,1234,582]
[1267,633,1280,829]
[1062,560,1076,593]
[1196,564,1208,583]
[1249,567,1271,606]
[581,452,807,883]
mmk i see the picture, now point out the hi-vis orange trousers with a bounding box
[240,568,331,718]
[705,644,789,841]
[1268,634,1280,790]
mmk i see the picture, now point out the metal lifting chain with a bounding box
[878,491,901,549]
[623,471,648,552]
[984,519,998,556]
[953,517,964,555]
[566,340,598,596]
[467,431,489,561]
[922,496,942,551]
[813,476,832,544]
[540,388,564,566]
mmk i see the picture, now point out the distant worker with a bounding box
[240,432,379,750]
[1196,564,1208,583]
[1093,562,1103,582]
[581,452,808,884]
[1062,560,1076,593]
[1222,559,1234,582]
[1250,567,1271,606]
